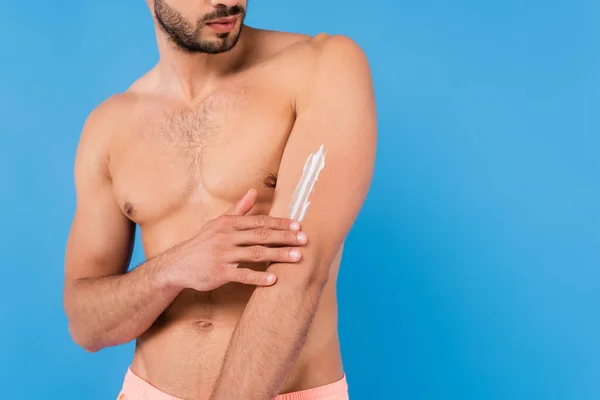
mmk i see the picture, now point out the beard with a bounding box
[154,0,246,54]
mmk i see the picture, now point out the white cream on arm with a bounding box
[288,144,327,222]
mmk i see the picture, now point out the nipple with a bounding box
[123,202,134,216]
[264,173,278,189]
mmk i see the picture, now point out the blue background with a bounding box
[0,0,598,399]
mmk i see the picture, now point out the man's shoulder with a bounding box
[253,29,312,53]
[303,34,369,74]
[254,29,366,68]
[84,92,139,132]
[253,30,369,102]
[77,92,139,155]
[258,31,370,104]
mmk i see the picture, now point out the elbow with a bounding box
[63,285,104,352]
[296,266,329,308]
[79,341,102,353]
[64,303,103,352]
[273,253,331,296]
[305,258,331,292]
[309,268,329,290]
[68,321,103,353]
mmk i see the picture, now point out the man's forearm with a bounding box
[211,266,326,400]
[64,251,181,352]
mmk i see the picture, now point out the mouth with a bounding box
[205,16,239,33]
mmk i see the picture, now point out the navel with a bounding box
[193,320,214,332]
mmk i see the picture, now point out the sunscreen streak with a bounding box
[288,145,327,221]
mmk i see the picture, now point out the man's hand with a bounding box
[164,188,308,291]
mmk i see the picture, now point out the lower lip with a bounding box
[206,19,238,33]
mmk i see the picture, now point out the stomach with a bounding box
[130,259,344,400]
[128,196,344,398]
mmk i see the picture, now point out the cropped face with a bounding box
[153,0,248,54]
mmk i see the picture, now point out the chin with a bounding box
[217,34,242,51]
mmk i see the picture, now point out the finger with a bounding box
[221,268,277,286]
[229,215,301,232]
[225,188,258,216]
[228,246,303,264]
[230,229,308,246]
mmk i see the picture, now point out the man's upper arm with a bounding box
[64,101,135,289]
[268,35,377,282]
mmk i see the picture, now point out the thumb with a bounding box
[225,188,258,216]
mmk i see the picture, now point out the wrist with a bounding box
[152,251,184,294]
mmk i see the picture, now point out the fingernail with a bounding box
[290,250,301,260]
[297,232,307,243]
[266,275,276,284]
[290,222,300,231]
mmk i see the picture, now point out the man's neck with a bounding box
[154,27,251,102]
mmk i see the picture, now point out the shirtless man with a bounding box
[63,0,376,399]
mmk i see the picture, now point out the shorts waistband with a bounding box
[118,367,349,400]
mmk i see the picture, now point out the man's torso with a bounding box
[99,28,344,398]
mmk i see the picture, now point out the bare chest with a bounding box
[109,85,295,226]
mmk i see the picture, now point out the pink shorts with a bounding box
[117,368,349,400]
